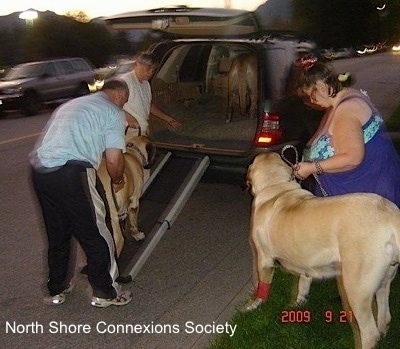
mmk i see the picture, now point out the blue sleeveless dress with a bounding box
[303,95,400,207]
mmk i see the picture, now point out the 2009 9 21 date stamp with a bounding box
[280,310,354,323]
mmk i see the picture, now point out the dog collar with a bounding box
[126,142,148,168]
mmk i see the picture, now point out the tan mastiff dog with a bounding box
[245,152,400,349]
[98,134,156,256]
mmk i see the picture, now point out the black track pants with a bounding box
[31,162,120,298]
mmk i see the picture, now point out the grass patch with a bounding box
[210,105,400,349]
[210,269,400,349]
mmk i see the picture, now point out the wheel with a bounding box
[22,91,41,116]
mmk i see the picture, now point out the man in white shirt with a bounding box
[120,52,181,136]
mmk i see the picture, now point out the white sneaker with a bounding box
[44,283,74,305]
[91,290,132,308]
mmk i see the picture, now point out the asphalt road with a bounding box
[331,51,400,118]
[1,52,400,349]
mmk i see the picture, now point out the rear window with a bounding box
[44,62,59,77]
[58,61,75,75]
[71,59,92,72]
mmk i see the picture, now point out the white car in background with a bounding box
[0,57,95,116]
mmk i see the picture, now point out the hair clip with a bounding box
[295,55,318,71]
[338,72,350,82]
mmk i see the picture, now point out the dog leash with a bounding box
[280,145,328,197]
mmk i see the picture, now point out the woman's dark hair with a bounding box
[292,55,354,97]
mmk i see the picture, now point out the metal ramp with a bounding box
[117,152,210,282]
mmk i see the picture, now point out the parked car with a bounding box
[320,47,355,60]
[0,57,95,116]
[106,7,322,177]
[392,42,400,52]
[94,60,134,90]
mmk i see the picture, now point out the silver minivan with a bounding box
[0,57,95,116]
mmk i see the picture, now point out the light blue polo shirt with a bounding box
[30,92,126,170]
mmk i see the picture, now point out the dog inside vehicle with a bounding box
[97,134,156,257]
[244,152,400,349]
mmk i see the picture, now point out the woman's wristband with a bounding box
[313,160,323,175]
[292,164,306,180]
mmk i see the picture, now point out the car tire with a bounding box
[23,91,41,116]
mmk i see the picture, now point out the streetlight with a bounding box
[19,9,38,60]
[19,9,38,27]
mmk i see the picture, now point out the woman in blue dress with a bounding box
[291,55,400,207]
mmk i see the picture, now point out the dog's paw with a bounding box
[132,231,145,241]
[294,296,308,307]
[240,297,264,312]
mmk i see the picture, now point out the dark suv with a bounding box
[0,57,95,116]
[106,7,322,176]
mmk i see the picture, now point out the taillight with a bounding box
[256,112,283,146]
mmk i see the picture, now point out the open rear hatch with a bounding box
[105,7,265,157]
[105,7,260,37]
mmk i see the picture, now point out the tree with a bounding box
[0,26,25,66]
[16,12,115,66]
[112,30,138,57]
[65,10,90,23]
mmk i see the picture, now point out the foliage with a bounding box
[0,26,25,66]
[112,31,138,57]
[19,14,115,67]
[65,10,90,23]
[0,12,136,68]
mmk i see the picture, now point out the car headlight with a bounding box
[2,86,23,94]
[392,44,400,52]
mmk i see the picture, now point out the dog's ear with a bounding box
[242,179,251,192]
[144,141,157,169]
[242,163,253,192]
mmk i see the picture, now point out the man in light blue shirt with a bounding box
[30,80,132,308]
